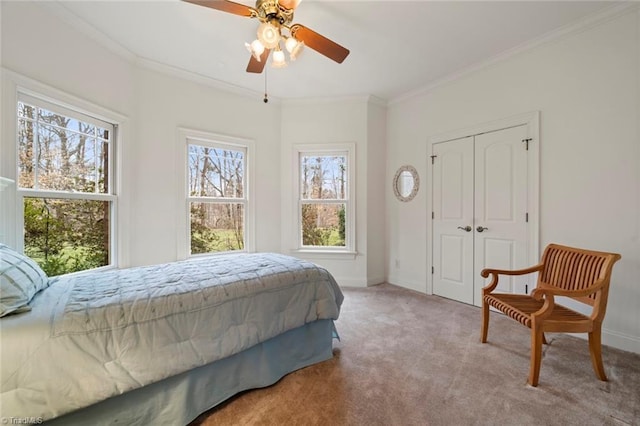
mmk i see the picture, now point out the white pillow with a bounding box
[0,244,49,317]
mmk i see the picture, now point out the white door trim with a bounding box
[426,111,540,295]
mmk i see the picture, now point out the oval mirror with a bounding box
[393,165,419,202]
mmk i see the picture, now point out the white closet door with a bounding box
[432,125,530,306]
[432,137,475,305]
[473,125,529,305]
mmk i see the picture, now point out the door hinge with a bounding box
[432,211,434,219]
[526,212,529,223]
[522,138,532,151]
[430,155,437,164]
[431,266,434,274]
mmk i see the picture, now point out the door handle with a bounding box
[476,226,488,233]
[457,226,472,232]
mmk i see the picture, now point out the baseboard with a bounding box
[562,329,640,355]
[386,275,426,294]
[334,277,368,288]
[334,275,386,288]
[367,276,385,287]
[602,328,640,354]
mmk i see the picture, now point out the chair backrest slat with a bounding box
[539,244,620,309]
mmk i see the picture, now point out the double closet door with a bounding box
[432,125,530,306]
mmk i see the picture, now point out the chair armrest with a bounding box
[481,263,544,295]
[481,263,544,278]
[530,288,556,321]
[535,278,608,298]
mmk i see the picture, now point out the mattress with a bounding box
[0,253,343,421]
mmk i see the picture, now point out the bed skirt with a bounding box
[44,319,335,426]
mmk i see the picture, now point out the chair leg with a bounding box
[481,299,490,343]
[589,326,607,381]
[542,333,548,345]
[528,326,544,387]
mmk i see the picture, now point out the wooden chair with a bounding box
[480,243,621,386]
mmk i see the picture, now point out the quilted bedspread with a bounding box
[0,253,343,420]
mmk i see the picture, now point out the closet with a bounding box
[431,124,534,306]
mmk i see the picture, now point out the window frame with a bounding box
[293,143,356,254]
[178,128,255,258]
[14,90,118,275]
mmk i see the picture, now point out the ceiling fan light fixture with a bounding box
[284,36,298,53]
[272,49,287,68]
[257,22,280,49]
[284,36,304,61]
[245,39,265,61]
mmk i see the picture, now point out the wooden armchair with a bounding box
[481,243,621,386]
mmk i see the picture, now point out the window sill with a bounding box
[290,249,358,261]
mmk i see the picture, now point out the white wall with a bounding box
[132,67,281,266]
[387,8,640,353]
[0,1,136,263]
[279,97,385,287]
[366,101,387,285]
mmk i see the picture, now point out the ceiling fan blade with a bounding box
[246,49,271,73]
[279,0,301,10]
[289,24,349,64]
[182,0,256,17]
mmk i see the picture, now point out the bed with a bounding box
[0,247,343,425]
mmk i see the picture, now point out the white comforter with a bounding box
[0,253,343,420]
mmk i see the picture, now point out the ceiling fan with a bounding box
[183,0,350,73]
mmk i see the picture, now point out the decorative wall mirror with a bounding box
[393,165,419,202]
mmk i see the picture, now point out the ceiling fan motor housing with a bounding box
[256,0,293,25]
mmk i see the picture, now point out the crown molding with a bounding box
[39,2,137,63]
[389,2,639,106]
[281,94,386,107]
[136,58,280,104]
[38,2,278,104]
[367,95,388,108]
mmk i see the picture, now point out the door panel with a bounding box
[432,137,474,305]
[483,143,514,221]
[432,125,530,306]
[482,238,515,293]
[441,235,465,283]
[473,126,529,305]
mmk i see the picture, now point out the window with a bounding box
[16,93,116,276]
[187,139,248,255]
[295,144,355,252]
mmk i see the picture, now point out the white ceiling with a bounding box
[54,0,615,101]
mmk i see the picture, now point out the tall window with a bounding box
[188,140,247,255]
[17,94,116,276]
[295,144,355,252]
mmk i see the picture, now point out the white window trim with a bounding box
[11,86,121,274]
[292,143,356,255]
[2,70,128,266]
[176,128,255,259]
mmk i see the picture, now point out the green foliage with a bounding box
[23,198,109,276]
[338,206,345,241]
[301,204,345,247]
[302,204,327,246]
[190,204,243,254]
[191,229,243,254]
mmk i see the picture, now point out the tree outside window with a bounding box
[296,145,354,252]
[17,95,115,276]
[188,143,247,254]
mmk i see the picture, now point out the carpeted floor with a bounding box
[192,283,640,426]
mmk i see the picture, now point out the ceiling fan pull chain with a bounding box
[263,67,269,103]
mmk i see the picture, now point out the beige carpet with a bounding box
[192,284,640,426]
